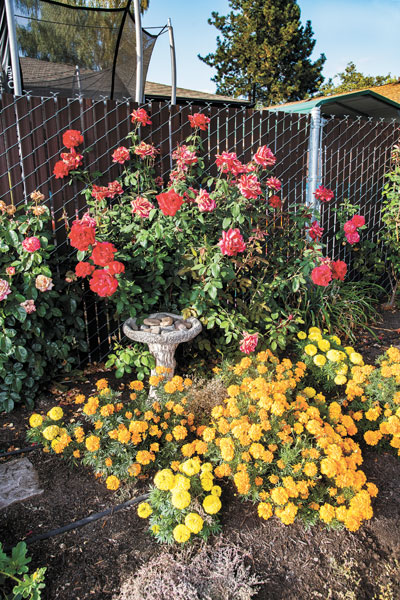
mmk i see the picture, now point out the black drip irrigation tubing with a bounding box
[4,493,149,553]
[0,444,43,458]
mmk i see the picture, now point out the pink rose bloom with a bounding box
[253,146,276,168]
[35,274,54,292]
[155,176,164,188]
[266,176,282,192]
[60,149,83,170]
[314,185,334,203]
[331,260,347,281]
[134,142,159,160]
[237,174,262,199]
[5,266,15,276]
[107,180,124,198]
[91,185,109,202]
[218,228,246,256]
[79,212,97,228]
[131,196,155,218]
[311,264,332,287]
[22,237,41,253]
[196,189,216,213]
[345,231,360,245]
[351,214,365,228]
[239,332,259,354]
[112,146,130,164]
[0,279,11,301]
[245,162,258,172]
[172,145,198,170]
[215,152,246,176]
[308,221,324,241]
[20,299,36,314]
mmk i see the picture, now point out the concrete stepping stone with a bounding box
[0,457,43,510]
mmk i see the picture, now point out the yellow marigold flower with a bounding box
[154,469,175,491]
[258,502,273,520]
[349,352,363,365]
[172,425,187,441]
[136,450,154,465]
[319,503,335,524]
[304,344,317,356]
[211,485,222,497]
[326,349,341,362]
[185,512,203,534]
[130,380,144,391]
[171,489,191,510]
[271,487,289,505]
[317,339,330,352]
[85,435,100,452]
[74,426,85,443]
[227,385,240,397]
[47,406,63,421]
[303,462,317,477]
[96,378,108,390]
[203,494,222,514]
[336,363,348,375]
[118,429,131,444]
[180,458,200,477]
[276,460,286,470]
[202,427,216,442]
[100,404,114,417]
[313,354,327,367]
[105,458,113,467]
[29,413,43,428]
[297,331,307,340]
[184,378,193,387]
[165,433,173,442]
[164,381,176,394]
[334,375,347,386]
[330,335,341,345]
[105,475,120,490]
[73,450,80,458]
[173,474,191,491]
[275,502,298,525]
[173,523,191,543]
[74,394,85,404]
[149,375,161,386]
[344,346,355,355]
[308,330,322,342]
[151,524,160,535]
[269,474,279,485]
[137,502,152,518]
[303,387,316,398]
[364,430,382,446]
[309,326,321,335]
[220,438,235,462]
[42,425,60,441]
[99,388,110,397]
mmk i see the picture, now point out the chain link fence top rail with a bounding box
[0,92,397,361]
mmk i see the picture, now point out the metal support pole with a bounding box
[133,0,143,104]
[168,18,176,105]
[306,106,323,213]
[4,0,22,95]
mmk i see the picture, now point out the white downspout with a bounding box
[4,0,22,95]
[168,18,176,105]
[133,0,144,104]
[306,106,323,213]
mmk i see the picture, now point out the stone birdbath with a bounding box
[122,312,202,399]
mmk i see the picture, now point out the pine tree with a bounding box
[319,62,398,96]
[199,0,326,105]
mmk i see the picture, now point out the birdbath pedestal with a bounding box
[122,312,202,399]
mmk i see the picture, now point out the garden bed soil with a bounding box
[1,310,400,600]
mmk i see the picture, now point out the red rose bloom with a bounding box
[237,174,262,199]
[268,195,281,209]
[69,222,96,251]
[331,260,347,281]
[351,214,365,228]
[314,185,334,203]
[75,262,95,278]
[91,185,110,202]
[215,151,246,176]
[22,236,41,253]
[62,129,83,149]
[91,241,117,266]
[53,160,70,179]
[311,264,332,287]
[60,149,83,170]
[156,190,184,216]
[188,113,210,131]
[266,177,282,191]
[107,180,124,198]
[89,270,118,297]
[308,221,324,241]
[345,231,360,245]
[107,261,125,275]
[112,146,130,164]
[343,220,357,234]
[131,108,152,126]
[253,145,276,168]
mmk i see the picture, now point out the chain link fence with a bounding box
[0,92,397,361]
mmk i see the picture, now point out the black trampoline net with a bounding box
[13,0,158,99]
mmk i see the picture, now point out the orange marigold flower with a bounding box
[96,378,109,390]
[136,450,155,465]
[164,381,176,394]
[73,450,80,458]
[75,394,85,404]
[105,457,113,467]
[106,475,120,490]
[258,502,273,520]
[128,463,141,477]
[130,380,144,391]
[214,463,232,478]
[85,435,100,452]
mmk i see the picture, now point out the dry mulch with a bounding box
[1,310,400,600]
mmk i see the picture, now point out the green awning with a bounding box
[266,90,400,121]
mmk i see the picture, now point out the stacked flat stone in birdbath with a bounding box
[123,312,202,399]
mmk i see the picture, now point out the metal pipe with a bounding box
[168,17,176,105]
[133,0,143,104]
[306,106,323,213]
[4,0,22,95]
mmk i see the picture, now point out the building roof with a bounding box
[144,81,249,105]
[265,82,400,121]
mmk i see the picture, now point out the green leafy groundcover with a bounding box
[0,194,87,412]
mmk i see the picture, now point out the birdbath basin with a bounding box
[122,312,202,399]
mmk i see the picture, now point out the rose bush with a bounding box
[0,192,86,411]
[54,114,359,374]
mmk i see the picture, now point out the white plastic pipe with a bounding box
[168,18,176,105]
[133,0,143,104]
[4,0,22,95]
[306,106,323,212]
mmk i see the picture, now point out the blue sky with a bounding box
[142,0,400,94]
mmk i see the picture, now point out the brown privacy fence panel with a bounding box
[0,91,398,361]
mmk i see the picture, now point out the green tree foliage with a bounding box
[15,0,150,71]
[319,62,398,96]
[198,0,326,104]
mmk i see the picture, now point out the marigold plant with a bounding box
[197,351,376,532]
